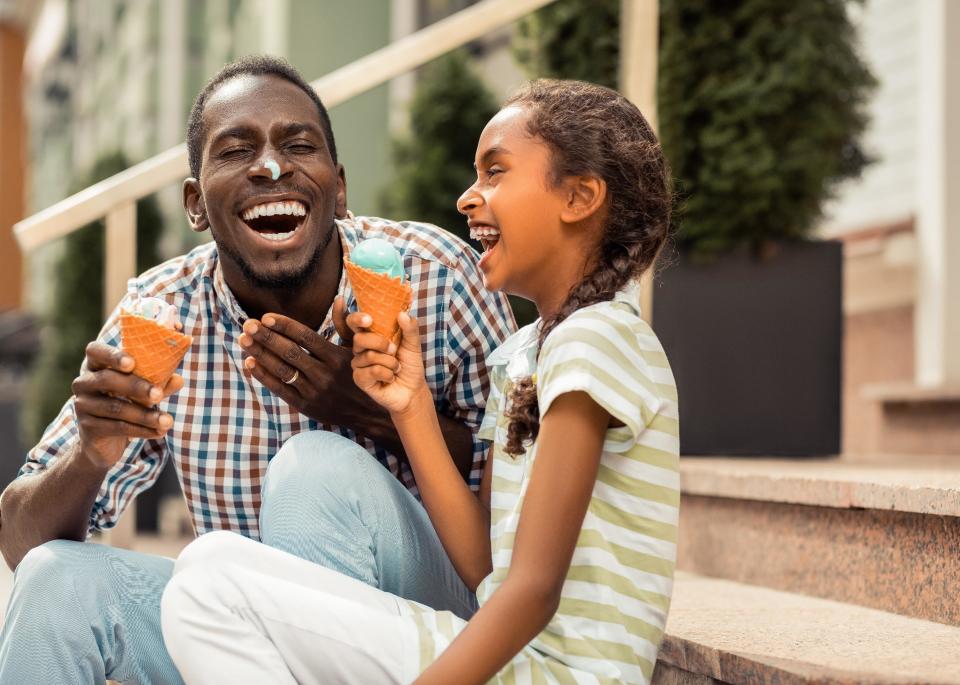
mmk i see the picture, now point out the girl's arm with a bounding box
[350,312,494,590]
[414,389,609,685]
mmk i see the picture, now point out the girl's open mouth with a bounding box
[240,200,308,243]
[470,225,501,253]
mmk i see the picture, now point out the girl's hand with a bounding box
[348,311,427,415]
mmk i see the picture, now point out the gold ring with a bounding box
[283,369,300,385]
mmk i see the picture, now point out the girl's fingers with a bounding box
[344,311,373,335]
[352,331,394,356]
[350,350,400,371]
[397,313,420,352]
[352,365,396,389]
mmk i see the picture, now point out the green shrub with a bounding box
[379,50,538,324]
[515,0,876,260]
[659,0,876,258]
[21,152,164,445]
[379,50,499,245]
[513,0,620,88]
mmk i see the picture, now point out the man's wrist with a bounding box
[70,442,115,478]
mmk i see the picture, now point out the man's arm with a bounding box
[0,343,179,569]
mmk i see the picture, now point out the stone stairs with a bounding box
[655,455,960,684]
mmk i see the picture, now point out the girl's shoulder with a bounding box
[542,288,660,361]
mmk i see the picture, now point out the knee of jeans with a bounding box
[14,540,93,596]
[173,531,250,577]
[265,430,369,498]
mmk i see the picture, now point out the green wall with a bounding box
[287,0,392,218]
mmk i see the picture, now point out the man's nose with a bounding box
[248,151,290,181]
[457,186,483,215]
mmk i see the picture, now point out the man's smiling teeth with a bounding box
[470,226,500,240]
[241,201,307,221]
[259,230,297,242]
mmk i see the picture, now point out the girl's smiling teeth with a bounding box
[241,200,308,241]
[470,225,501,252]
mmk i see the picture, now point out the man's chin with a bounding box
[221,244,324,292]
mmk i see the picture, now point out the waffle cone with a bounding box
[344,259,413,344]
[119,311,192,386]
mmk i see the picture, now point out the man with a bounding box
[0,55,514,683]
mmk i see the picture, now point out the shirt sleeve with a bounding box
[17,286,170,535]
[537,310,663,452]
[441,261,516,489]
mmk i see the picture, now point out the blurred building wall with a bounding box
[824,0,917,234]
[23,0,394,315]
[0,17,25,311]
[819,0,960,452]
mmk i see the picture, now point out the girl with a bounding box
[161,79,678,685]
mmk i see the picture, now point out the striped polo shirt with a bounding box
[402,282,680,684]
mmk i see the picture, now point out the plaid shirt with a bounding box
[19,214,516,538]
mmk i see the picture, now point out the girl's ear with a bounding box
[183,178,210,233]
[560,175,607,224]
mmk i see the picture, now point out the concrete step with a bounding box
[677,456,960,625]
[860,383,960,456]
[654,572,960,685]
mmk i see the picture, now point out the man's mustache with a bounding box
[234,184,315,210]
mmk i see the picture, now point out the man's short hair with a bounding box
[186,55,338,179]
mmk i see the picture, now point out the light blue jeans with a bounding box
[0,431,476,684]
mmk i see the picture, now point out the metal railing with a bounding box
[13,0,658,546]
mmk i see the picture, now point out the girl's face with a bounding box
[457,106,593,314]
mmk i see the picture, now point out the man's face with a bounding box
[186,74,346,291]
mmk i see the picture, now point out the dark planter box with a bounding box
[652,240,842,456]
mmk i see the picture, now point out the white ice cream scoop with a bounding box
[135,297,179,330]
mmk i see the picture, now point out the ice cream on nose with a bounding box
[120,297,192,387]
[344,238,412,343]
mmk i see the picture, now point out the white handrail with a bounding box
[13,0,558,253]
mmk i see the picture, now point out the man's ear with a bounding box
[335,164,348,219]
[183,178,210,233]
[559,175,607,225]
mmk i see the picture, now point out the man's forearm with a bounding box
[343,391,475,482]
[0,444,109,570]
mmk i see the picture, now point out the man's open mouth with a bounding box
[240,200,308,242]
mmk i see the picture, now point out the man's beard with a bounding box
[218,223,335,292]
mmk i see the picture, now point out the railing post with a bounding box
[103,200,138,549]
[621,0,659,323]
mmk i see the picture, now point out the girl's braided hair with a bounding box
[502,79,672,457]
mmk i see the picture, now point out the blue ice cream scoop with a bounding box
[349,238,405,280]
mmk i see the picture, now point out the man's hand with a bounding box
[239,298,372,427]
[72,342,182,469]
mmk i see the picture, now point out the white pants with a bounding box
[160,531,448,684]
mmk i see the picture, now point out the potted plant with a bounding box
[653,0,876,455]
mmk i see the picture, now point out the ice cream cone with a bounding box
[344,258,413,344]
[119,310,192,386]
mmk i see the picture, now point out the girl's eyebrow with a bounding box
[473,145,511,169]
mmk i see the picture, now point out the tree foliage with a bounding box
[379,51,539,324]
[515,0,876,259]
[22,152,165,444]
[379,50,499,245]
[659,0,877,258]
[513,0,620,89]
